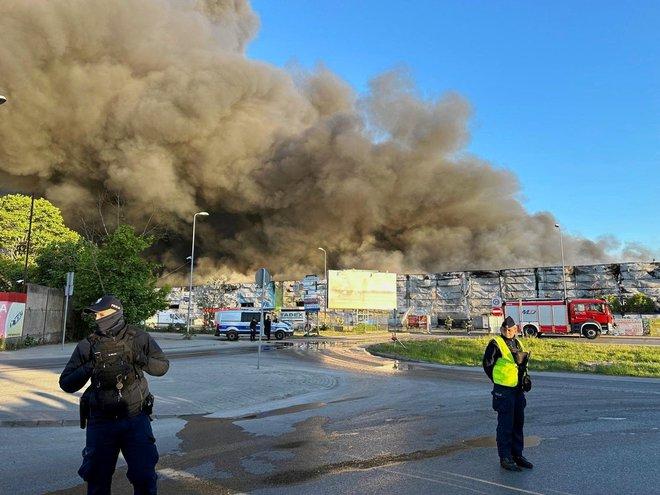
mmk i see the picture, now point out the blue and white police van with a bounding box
[214,309,294,341]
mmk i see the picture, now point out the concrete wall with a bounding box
[23,284,65,344]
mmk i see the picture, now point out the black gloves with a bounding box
[513,351,530,368]
[135,352,149,367]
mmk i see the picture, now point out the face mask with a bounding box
[95,310,124,335]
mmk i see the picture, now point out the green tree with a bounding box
[624,292,656,314]
[0,257,32,292]
[74,225,171,324]
[603,292,656,314]
[603,294,623,314]
[0,194,79,263]
[33,239,85,289]
[195,277,239,327]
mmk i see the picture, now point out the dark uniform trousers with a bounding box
[79,412,158,495]
[491,384,526,459]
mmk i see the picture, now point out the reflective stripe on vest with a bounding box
[492,336,525,387]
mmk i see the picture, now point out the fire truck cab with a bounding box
[503,299,614,339]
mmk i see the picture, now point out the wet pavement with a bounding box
[3,331,660,494]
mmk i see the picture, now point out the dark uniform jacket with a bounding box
[59,321,169,418]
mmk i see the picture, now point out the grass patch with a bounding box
[369,337,660,378]
[0,334,43,351]
[308,324,389,336]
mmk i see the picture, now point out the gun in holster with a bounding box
[79,393,90,430]
[142,393,154,416]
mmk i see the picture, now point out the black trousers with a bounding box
[79,412,158,495]
[491,384,526,459]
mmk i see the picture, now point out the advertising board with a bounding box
[0,293,26,338]
[302,275,320,311]
[648,317,660,336]
[327,270,397,310]
[611,317,644,336]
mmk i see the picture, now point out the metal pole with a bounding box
[61,293,69,349]
[318,247,327,324]
[22,194,35,292]
[258,286,265,369]
[555,223,567,300]
[62,272,74,349]
[187,212,209,339]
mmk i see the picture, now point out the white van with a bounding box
[214,309,294,341]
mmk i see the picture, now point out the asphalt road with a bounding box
[2,337,660,495]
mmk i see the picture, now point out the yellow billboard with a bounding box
[648,318,660,336]
[328,270,397,310]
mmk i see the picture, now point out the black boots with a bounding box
[513,455,534,469]
[500,456,534,471]
[500,457,522,471]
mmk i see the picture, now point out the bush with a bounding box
[0,335,42,351]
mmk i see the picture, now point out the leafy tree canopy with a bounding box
[604,292,656,314]
[0,194,79,263]
[624,292,656,314]
[0,257,34,292]
[603,294,622,314]
[195,276,239,326]
[74,225,171,324]
[33,239,85,289]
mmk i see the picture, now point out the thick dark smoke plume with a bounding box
[0,0,624,282]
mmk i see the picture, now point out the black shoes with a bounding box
[500,456,533,471]
[513,455,534,469]
[500,457,522,471]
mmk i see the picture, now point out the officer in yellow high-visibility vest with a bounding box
[482,316,533,472]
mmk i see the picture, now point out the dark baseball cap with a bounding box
[502,315,517,329]
[84,295,123,314]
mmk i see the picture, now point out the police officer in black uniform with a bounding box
[264,313,272,341]
[59,295,169,494]
[249,317,258,341]
[482,316,533,472]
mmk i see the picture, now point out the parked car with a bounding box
[214,309,294,341]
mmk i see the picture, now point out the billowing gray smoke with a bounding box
[0,0,629,282]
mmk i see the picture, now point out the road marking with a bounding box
[344,452,572,494]
[376,465,561,494]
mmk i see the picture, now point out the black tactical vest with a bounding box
[88,327,137,394]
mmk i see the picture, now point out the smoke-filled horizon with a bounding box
[0,0,650,284]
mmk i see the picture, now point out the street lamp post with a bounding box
[554,223,567,300]
[318,247,327,324]
[186,211,209,339]
[22,194,35,293]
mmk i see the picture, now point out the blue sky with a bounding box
[247,0,659,257]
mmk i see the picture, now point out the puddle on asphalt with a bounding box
[262,340,376,351]
[149,408,545,494]
[264,433,543,486]
[240,396,367,420]
[462,435,541,449]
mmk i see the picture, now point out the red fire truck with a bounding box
[503,299,614,339]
